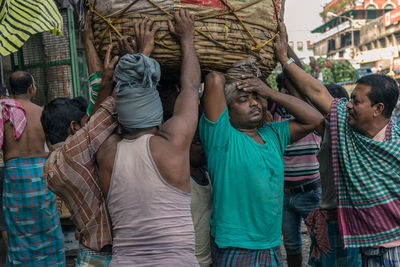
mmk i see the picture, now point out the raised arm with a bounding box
[84,11,118,121]
[84,11,102,75]
[284,47,307,101]
[90,45,119,116]
[275,18,333,115]
[237,76,324,142]
[202,72,227,122]
[156,9,201,149]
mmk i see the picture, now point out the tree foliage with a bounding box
[267,72,279,91]
[305,57,356,84]
[267,57,356,90]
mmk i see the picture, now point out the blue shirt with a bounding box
[199,108,290,249]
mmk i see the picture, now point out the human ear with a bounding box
[68,121,81,135]
[27,84,34,95]
[374,103,385,117]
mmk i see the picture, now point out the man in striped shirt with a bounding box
[272,72,321,267]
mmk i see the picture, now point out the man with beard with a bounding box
[199,57,324,265]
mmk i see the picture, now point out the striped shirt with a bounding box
[45,96,118,251]
[0,0,62,56]
[272,104,321,182]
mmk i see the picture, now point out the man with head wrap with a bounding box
[96,9,201,266]
[199,35,324,265]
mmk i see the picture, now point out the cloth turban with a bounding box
[114,54,163,129]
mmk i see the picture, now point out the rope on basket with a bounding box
[89,0,280,58]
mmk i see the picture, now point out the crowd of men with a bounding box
[0,6,399,267]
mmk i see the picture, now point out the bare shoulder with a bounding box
[149,135,190,193]
[97,133,121,174]
[97,134,121,165]
[149,134,178,159]
[17,101,43,123]
[18,100,42,112]
[97,133,121,198]
[3,100,46,160]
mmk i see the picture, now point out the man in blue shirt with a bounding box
[200,61,324,265]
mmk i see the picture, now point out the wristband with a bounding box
[282,58,294,71]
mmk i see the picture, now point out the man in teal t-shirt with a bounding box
[200,64,324,266]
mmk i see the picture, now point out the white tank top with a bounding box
[107,134,198,266]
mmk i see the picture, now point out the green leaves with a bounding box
[304,57,356,84]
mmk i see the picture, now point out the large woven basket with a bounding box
[90,0,282,77]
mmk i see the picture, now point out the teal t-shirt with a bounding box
[199,108,290,249]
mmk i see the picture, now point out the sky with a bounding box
[284,0,332,42]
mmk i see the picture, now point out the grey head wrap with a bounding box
[115,54,163,129]
[224,57,262,104]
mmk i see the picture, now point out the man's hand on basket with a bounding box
[274,17,289,64]
[118,36,137,57]
[134,17,160,57]
[103,44,119,80]
[168,9,195,43]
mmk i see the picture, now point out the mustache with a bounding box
[249,106,261,114]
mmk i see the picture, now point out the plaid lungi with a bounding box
[211,238,282,266]
[76,245,111,267]
[3,157,65,266]
[361,246,400,267]
[308,220,361,267]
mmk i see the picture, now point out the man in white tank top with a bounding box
[190,129,213,267]
[96,9,201,266]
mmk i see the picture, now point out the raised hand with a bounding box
[274,17,289,63]
[168,9,195,42]
[103,44,119,79]
[118,36,137,57]
[134,17,160,57]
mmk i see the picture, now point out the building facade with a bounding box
[312,0,399,72]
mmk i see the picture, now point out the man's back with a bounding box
[4,99,46,160]
[2,71,65,265]
[2,101,65,265]
[97,10,200,265]
[107,135,197,266]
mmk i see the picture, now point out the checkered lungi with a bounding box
[3,157,65,266]
[308,220,361,267]
[76,244,112,267]
[361,246,400,267]
[211,238,282,266]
